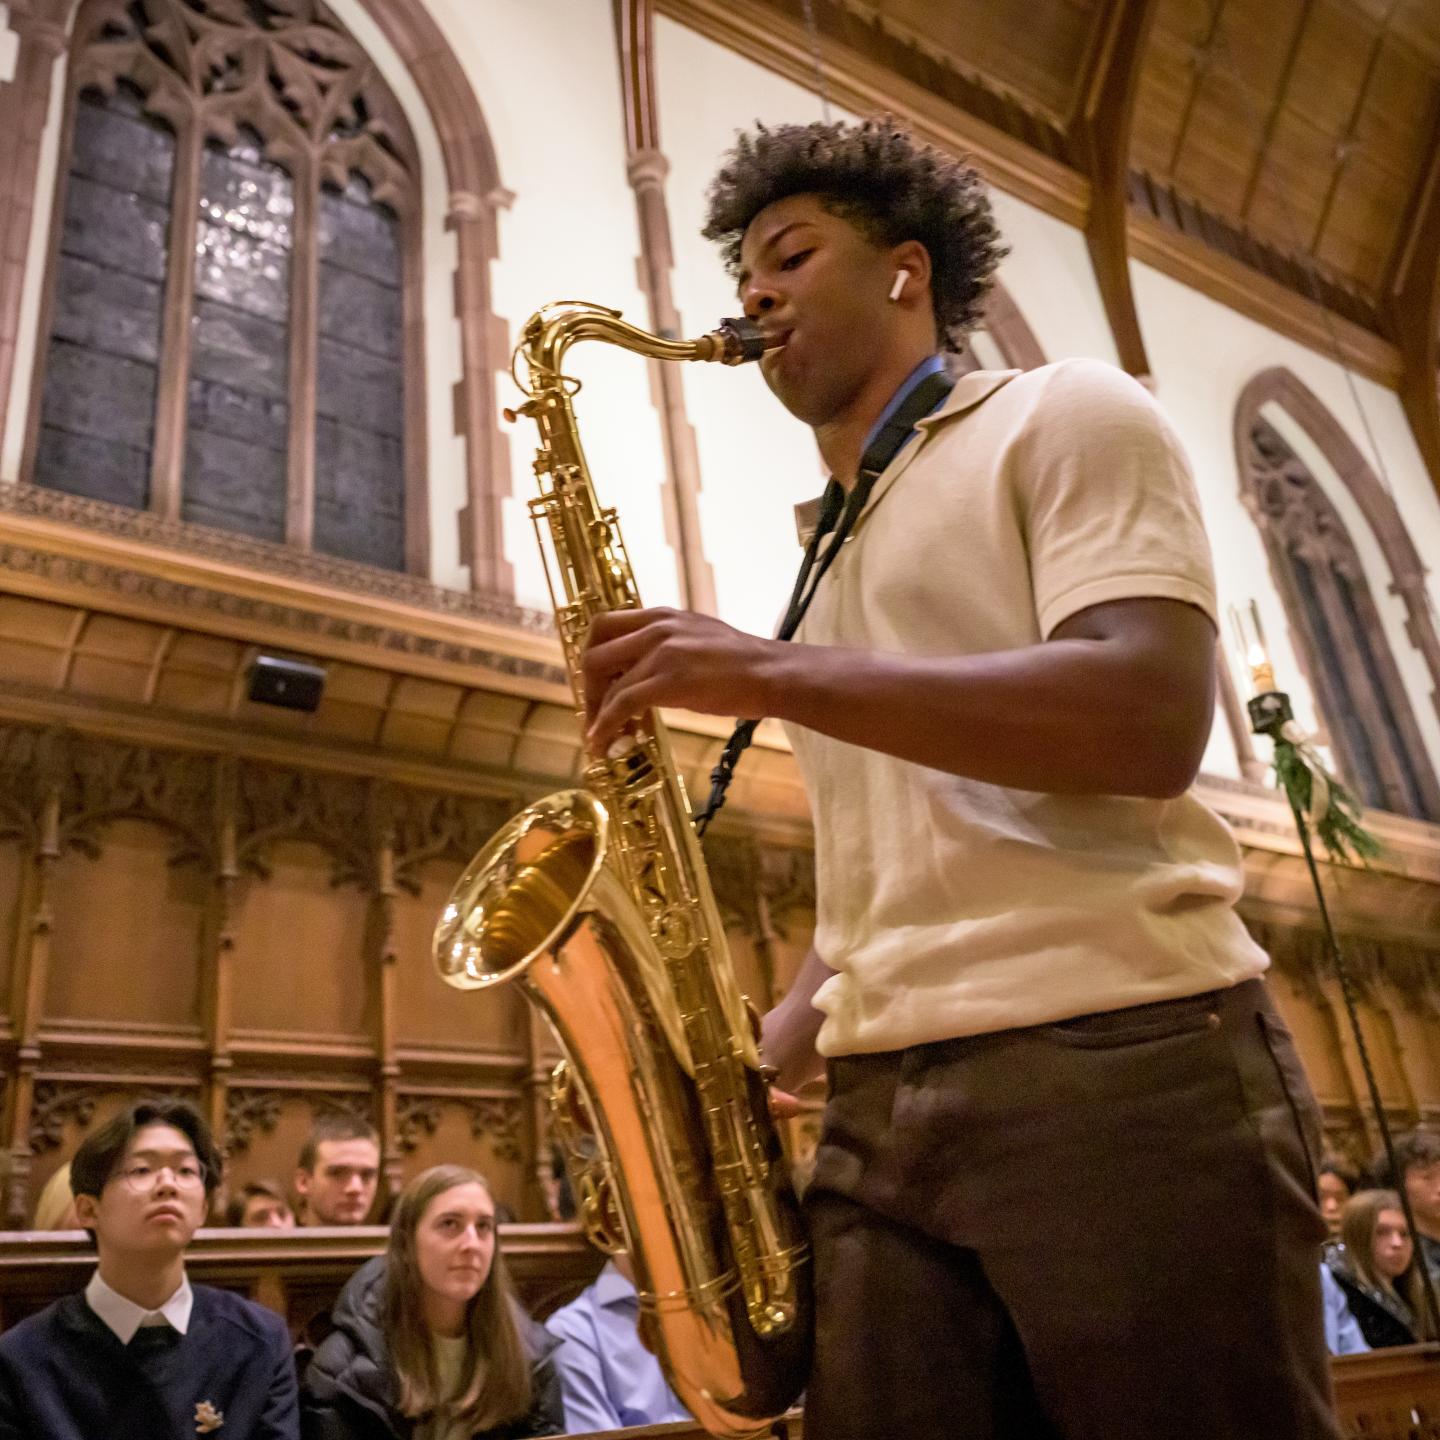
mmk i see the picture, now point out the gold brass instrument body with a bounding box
[434,303,811,1438]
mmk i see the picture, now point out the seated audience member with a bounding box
[302,1164,562,1440]
[0,1098,299,1438]
[544,1252,689,1432]
[1317,1158,1359,1240]
[1325,1188,1437,1349]
[295,1115,381,1226]
[229,1179,297,1229]
[31,1160,81,1231]
[1318,1265,1368,1355]
[1374,1129,1440,1277]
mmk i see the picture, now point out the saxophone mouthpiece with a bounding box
[710,316,781,365]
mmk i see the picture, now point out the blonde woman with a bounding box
[302,1166,562,1440]
[1325,1189,1436,1349]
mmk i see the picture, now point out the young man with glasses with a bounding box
[0,1098,299,1438]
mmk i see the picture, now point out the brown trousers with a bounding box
[803,979,1341,1440]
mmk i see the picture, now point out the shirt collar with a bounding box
[860,353,948,453]
[85,1269,194,1345]
[593,1259,640,1310]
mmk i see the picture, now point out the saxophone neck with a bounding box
[514,303,772,399]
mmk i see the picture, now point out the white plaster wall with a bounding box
[985,188,1118,368]
[0,9,67,484]
[423,0,677,612]
[655,14,845,640]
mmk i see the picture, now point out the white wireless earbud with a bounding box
[888,270,909,302]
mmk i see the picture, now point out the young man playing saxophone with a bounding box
[582,119,1338,1440]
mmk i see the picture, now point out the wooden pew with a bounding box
[0,1223,603,1333]
[2,1229,1437,1440]
[1332,1344,1440,1439]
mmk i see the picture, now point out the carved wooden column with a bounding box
[373,797,403,1205]
[3,735,62,1227]
[523,1006,554,1219]
[203,757,239,1146]
[614,0,718,614]
[0,3,67,468]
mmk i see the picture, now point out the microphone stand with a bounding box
[1248,686,1440,1337]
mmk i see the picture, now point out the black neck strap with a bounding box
[694,368,956,834]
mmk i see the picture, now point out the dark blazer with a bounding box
[0,1281,299,1440]
[1324,1245,1422,1350]
[301,1258,564,1440]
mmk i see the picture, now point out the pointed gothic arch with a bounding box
[953,278,1047,375]
[1235,368,1440,821]
[2,0,514,593]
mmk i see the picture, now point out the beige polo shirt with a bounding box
[786,357,1268,1057]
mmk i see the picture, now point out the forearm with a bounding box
[761,947,831,1093]
[762,634,1209,798]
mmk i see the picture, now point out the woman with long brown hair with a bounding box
[1324,1188,1436,1350]
[302,1165,563,1440]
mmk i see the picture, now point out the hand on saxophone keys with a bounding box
[582,606,788,756]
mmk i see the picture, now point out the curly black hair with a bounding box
[703,118,1006,351]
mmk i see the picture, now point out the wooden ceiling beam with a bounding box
[654,0,1091,227]
[1386,115,1440,503]
[1067,0,1161,380]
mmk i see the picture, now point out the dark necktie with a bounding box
[127,1322,180,1353]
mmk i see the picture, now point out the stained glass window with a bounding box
[34,86,173,508]
[30,0,420,574]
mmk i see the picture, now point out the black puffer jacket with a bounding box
[301,1257,564,1440]
[1324,1243,1421,1350]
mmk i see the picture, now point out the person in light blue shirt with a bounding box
[544,1256,690,1433]
[1321,1263,1370,1356]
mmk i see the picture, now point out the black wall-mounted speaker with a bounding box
[247,654,326,713]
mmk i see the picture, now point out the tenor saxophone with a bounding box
[433,303,811,1438]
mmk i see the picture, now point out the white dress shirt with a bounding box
[84,1270,194,1345]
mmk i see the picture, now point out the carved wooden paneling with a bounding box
[0,722,535,1223]
[45,818,208,1030]
[391,860,526,1053]
[230,841,371,1041]
[0,841,24,1024]
[390,1093,527,1220]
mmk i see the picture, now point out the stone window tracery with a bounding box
[25,0,423,574]
[1239,403,1440,822]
